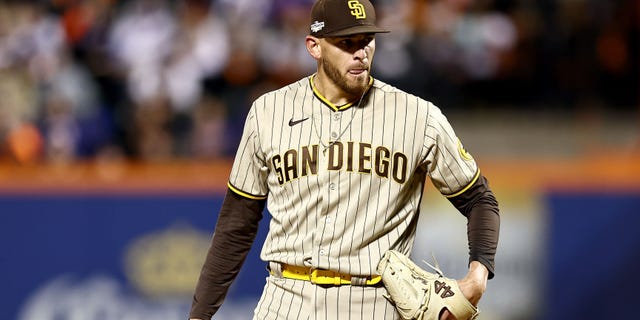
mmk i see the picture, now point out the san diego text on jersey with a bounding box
[271,140,410,185]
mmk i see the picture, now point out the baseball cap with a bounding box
[310,0,390,38]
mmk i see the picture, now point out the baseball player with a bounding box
[189,0,500,319]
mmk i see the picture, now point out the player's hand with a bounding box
[439,261,488,320]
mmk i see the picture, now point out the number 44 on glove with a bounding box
[376,250,479,320]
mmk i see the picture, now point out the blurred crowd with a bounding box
[0,0,636,164]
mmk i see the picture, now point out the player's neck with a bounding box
[312,73,362,106]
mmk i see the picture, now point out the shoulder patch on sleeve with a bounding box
[457,138,474,161]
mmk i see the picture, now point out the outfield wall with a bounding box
[1,156,639,320]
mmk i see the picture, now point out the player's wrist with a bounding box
[458,261,488,305]
[467,261,489,281]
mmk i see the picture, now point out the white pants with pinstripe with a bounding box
[253,275,401,320]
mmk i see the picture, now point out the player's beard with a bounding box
[320,56,369,98]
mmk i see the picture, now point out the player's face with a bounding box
[319,34,376,97]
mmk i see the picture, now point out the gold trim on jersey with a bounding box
[444,170,480,198]
[309,75,373,112]
[227,182,267,200]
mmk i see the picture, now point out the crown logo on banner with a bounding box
[124,223,210,298]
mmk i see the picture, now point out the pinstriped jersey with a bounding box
[227,75,478,277]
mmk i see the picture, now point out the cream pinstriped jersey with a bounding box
[227,75,479,277]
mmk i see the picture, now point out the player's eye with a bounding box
[364,36,374,45]
[340,39,353,48]
[333,36,373,52]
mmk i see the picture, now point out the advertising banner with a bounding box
[1,193,269,320]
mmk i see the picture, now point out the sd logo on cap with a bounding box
[309,0,390,37]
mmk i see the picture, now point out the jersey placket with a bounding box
[313,107,346,269]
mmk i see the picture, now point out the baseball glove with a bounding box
[376,250,479,320]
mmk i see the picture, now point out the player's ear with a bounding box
[306,35,321,60]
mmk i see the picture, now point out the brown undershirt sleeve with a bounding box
[448,174,500,279]
[189,189,266,319]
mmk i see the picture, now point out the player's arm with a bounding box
[448,174,499,278]
[447,174,500,307]
[189,188,266,320]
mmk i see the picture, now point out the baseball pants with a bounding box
[253,274,401,320]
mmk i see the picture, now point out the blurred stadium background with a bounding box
[0,0,637,319]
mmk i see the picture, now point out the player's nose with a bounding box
[355,46,369,61]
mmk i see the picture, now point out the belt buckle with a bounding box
[310,269,343,285]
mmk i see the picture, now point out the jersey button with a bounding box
[326,217,333,223]
[329,183,336,190]
[333,114,341,121]
[319,249,326,256]
[331,132,338,139]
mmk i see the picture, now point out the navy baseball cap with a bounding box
[309,0,390,37]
